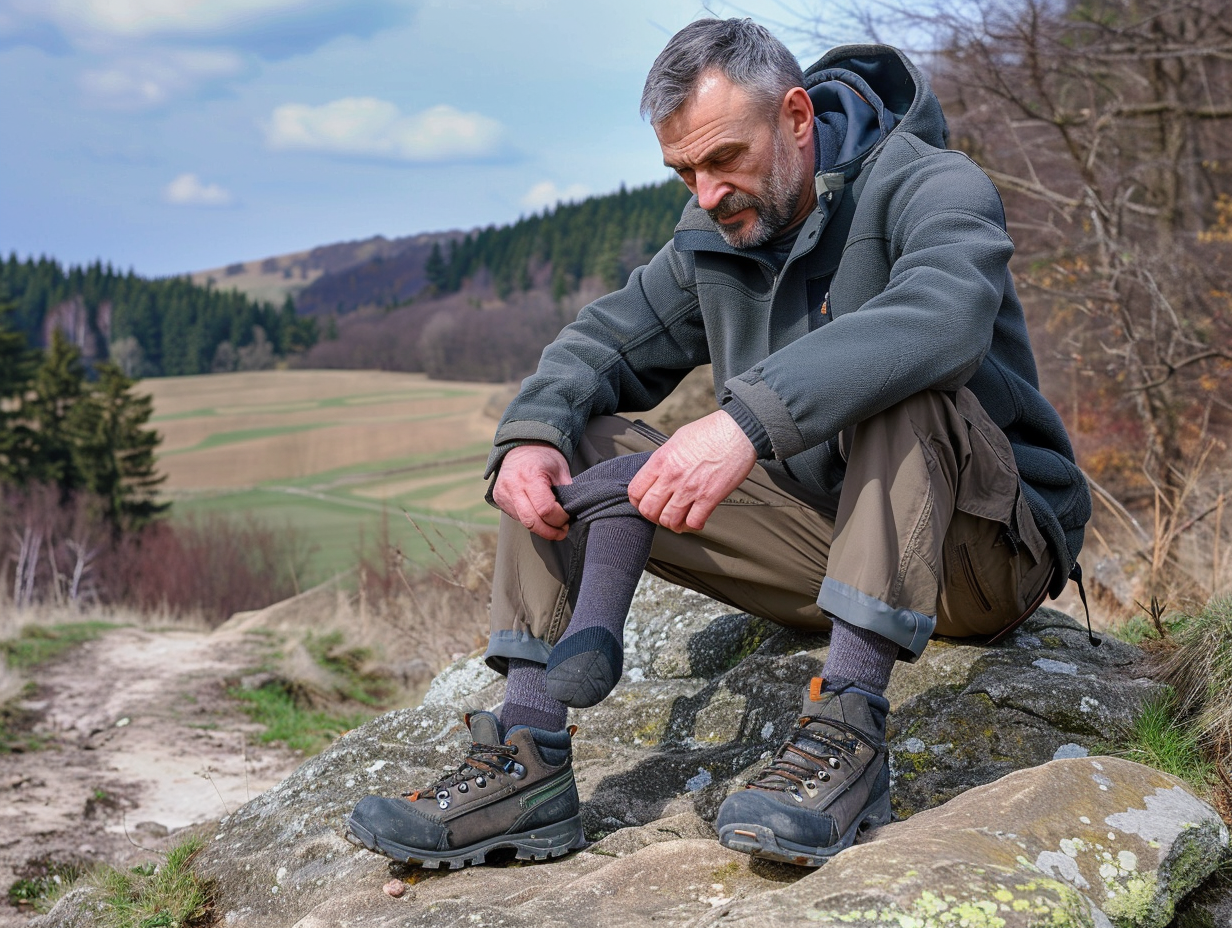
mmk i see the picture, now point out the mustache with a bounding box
[707,190,761,223]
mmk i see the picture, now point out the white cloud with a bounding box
[2,0,324,42]
[264,98,505,162]
[79,47,244,108]
[163,172,233,206]
[520,181,590,212]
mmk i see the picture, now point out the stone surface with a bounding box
[703,757,1229,928]
[33,578,1224,928]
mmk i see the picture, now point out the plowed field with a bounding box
[144,371,506,583]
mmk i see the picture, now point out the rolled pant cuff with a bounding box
[818,578,936,662]
[483,629,553,675]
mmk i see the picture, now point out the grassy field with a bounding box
[144,370,507,584]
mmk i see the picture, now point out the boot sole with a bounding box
[345,813,587,869]
[717,790,892,868]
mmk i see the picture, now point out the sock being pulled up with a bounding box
[546,452,655,708]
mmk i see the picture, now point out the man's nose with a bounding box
[694,173,730,211]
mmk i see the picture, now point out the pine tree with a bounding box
[67,362,168,530]
[28,328,86,488]
[425,241,448,293]
[0,302,38,484]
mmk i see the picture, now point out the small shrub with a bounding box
[1,484,313,624]
[112,514,312,625]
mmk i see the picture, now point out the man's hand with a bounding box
[628,410,757,533]
[492,443,572,541]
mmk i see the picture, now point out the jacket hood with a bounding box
[674,43,947,248]
[804,44,948,157]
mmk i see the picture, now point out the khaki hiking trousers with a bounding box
[483,388,1054,672]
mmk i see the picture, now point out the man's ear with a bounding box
[781,86,815,147]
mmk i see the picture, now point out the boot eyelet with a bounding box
[457,782,468,793]
[790,789,804,803]
[475,776,487,788]
[435,789,450,801]
[510,763,526,779]
[819,772,830,782]
[827,757,841,769]
[438,798,450,810]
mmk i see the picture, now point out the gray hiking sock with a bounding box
[501,658,568,733]
[821,617,901,697]
[547,453,656,708]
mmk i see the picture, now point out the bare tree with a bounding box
[796,0,1232,601]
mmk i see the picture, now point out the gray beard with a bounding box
[708,128,806,249]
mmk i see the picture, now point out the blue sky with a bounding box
[0,0,852,277]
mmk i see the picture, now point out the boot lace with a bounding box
[748,716,868,796]
[402,741,525,802]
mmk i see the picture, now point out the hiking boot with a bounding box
[715,678,891,867]
[345,711,586,868]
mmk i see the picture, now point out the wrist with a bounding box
[720,397,772,458]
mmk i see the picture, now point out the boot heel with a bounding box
[512,815,587,860]
[857,790,893,838]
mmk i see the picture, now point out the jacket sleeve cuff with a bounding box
[721,394,773,458]
[725,373,808,461]
[484,420,573,480]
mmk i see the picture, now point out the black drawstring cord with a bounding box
[1072,563,1100,647]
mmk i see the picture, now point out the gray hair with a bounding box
[640,18,804,126]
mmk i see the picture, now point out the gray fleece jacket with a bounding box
[487,44,1090,597]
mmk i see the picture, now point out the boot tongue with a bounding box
[801,678,876,732]
[466,711,503,745]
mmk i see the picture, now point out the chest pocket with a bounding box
[806,274,834,331]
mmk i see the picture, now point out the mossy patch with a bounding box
[1,621,116,670]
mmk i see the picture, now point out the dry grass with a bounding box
[218,527,496,702]
[1153,597,1232,817]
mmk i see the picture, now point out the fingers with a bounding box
[630,465,708,533]
[524,480,570,529]
[493,444,573,541]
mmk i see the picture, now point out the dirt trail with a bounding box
[0,625,302,926]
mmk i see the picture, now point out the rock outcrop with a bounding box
[35,578,1229,927]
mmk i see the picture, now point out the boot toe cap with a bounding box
[716,789,838,849]
[348,795,445,856]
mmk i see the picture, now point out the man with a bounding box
[347,18,1090,869]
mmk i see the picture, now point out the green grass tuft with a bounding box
[229,681,375,754]
[87,835,214,928]
[1159,597,1232,755]
[1,621,116,670]
[1117,688,1215,793]
[0,681,46,754]
[6,858,87,914]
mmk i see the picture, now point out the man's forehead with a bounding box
[655,72,768,155]
[671,70,759,126]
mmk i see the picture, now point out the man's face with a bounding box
[655,72,809,249]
